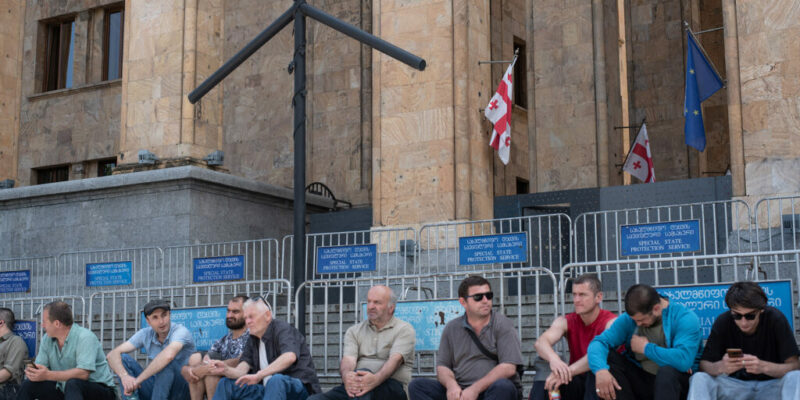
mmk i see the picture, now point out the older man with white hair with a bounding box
[210,296,320,400]
[308,285,415,400]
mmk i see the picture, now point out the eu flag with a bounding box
[684,31,724,152]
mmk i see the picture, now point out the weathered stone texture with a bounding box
[735,0,800,195]
[0,1,23,183]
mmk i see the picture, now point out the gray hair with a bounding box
[388,288,398,306]
[243,297,272,313]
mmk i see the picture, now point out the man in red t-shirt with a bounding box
[531,274,616,400]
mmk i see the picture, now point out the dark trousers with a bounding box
[605,351,690,400]
[408,378,518,400]
[17,379,116,400]
[308,378,406,400]
[529,373,600,400]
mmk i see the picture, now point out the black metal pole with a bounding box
[292,1,308,335]
[188,4,297,104]
[299,3,426,71]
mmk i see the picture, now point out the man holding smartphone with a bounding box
[687,281,800,399]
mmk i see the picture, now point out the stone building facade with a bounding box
[0,0,798,229]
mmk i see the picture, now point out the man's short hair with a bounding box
[725,281,767,310]
[0,308,15,330]
[573,274,602,294]
[458,276,491,299]
[43,301,73,326]
[230,295,248,304]
[624,284,661,316]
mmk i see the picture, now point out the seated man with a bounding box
[19,301,117,400]
[588,284,702,400]
[182,295,250,400]
[210,296,321,400]
[107,299,196,400]
[308,285,415,400]
[687,281,800,400]
[0,307,28,399]
[409,276,523,400]
[531,274,615,400]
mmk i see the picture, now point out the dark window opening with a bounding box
[513,38,527,108]
[43,19,75,91]
[36,166,69,185]
[98,159,117,177]
[516,177,529,194]
[103,7,124,81]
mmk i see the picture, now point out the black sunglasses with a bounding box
[731,310,760,321]
[465,291,494,302]
[250,295,272,312]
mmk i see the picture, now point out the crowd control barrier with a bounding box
[755,195,800,253]
[0,295,86,359]
[57,247,163,297]
[0,256,58,299]
[163,238,283,284]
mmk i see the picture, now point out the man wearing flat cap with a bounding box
[107,299,196,400]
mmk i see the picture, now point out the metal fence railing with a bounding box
[0,295,86,356]
[573,200,752,267]
[162,238,283,283]
[755,195,800,252]
[295,267,558,379]
[57,247,163,297]
[0,256,58,298]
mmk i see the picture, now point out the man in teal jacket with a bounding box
[587,284,702,400]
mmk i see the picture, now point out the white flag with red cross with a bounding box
[622,122,656,183]
[485,57,517,165]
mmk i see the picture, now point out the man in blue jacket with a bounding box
[587,284,702,400]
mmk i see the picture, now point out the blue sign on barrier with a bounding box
[193,256,244,283]
[12,320,36,359]
[86,261,132,287]
[656,280,794,338]
[316,244,377,274]
[620,220,702,256]
[141,307,227,352]
[363,300,462,351]
[459,232,528,266]
[0,270,30,293]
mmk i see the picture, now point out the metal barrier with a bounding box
[755,195,800,252]
[573,200,752,266]
[57,247,163,297]
[162,238,283,283]
[0,295,86,357]
[418,215,572,275]
[0,256,58,298]
[88,279,293,358]
[284,227,418,282]
[295,267,559,379]
[559,250,800,335]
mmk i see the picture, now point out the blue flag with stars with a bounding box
[684,31,723,151]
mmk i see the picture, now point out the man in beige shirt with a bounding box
[0,308,28,399]
[308,285,415,400]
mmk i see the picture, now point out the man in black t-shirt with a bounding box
[687,281,800,400]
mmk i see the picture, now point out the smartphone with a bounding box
[25,360,35,370]
[727,348,743,359]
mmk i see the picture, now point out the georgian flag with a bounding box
[485,58,516,165]
[622,123,656,183]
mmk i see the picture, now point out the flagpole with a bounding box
[683,21,726,87]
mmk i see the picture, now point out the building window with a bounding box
[98,159,117,177]
[516,177,529,194]
[36,166,69,185]
[103,7,124,81]
[513,38,527,109]
[43,19,76,91]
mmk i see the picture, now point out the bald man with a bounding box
[308,285,416,400]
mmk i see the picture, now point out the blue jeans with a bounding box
[687,371,800,400]
[120,353,190,400]
[213,373,310,400]
[408,377,518,400]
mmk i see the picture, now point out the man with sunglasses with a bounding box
[531,274,616,400]
[308,285,415,400]
[409,276,523,400]
[588,284,703,400]
[687,281,800,399]
[209,296,320,400]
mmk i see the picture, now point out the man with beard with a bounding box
[409,275,524,400]
[107,299,196,400]
[307,285,415,400]
[588,284,703,400]
[531,274,616,400]
[182,296,250,400]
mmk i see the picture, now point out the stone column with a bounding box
[0,1,24,184]
[372,0,492,226]
[118,0,223,165]
[721,0,745,197]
